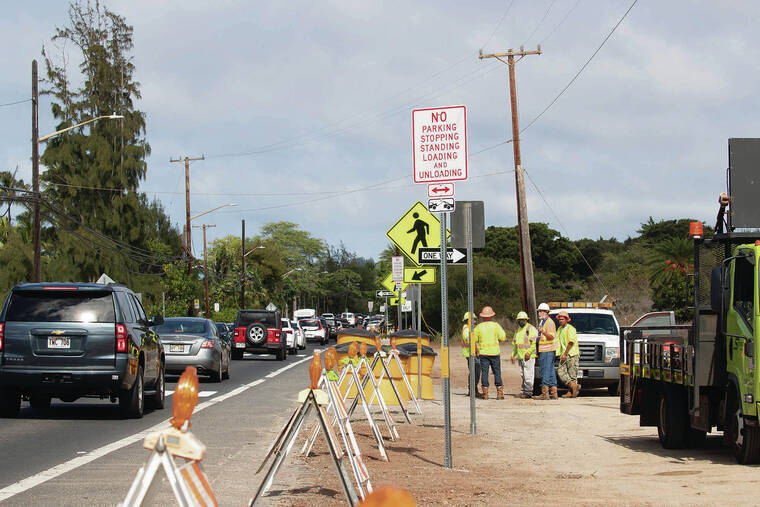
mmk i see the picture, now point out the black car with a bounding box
[0,282,165,418]
[231,309,285,361]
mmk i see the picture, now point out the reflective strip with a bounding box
[653,369,661,380]
[663,371,672,382]
[180,461,218,507]
[642,366,651,379]
[674,372,683,384]
[330,382,348,418]
[633,365,641,377]
[620,364,630,375]
[355,454,370,482]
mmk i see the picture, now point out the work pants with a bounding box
[558,354,580,386]
[465,357,481,391]
[538,351,557,387]
[518,357,535,395]
[480,354,502,388]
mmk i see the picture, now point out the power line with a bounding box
[0,98,30,108]
[539,0,581,45]
[524,0,558,45]
[482,0,516,49]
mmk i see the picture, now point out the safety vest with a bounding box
[557,324,579,357]
[512,323,537,360]
[537,317,557,353]
[473,321,506,356]
[461,324,474,358]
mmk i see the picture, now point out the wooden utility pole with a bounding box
[479,46,541,322]
[241,219,246,309]
[170,155,204,270]
[194,223,216,318]
[32,60,40,283]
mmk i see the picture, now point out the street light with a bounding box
[189,203,237,222]
[282,267,303,278]
[243,245,265,258]
[183,203,238,259]
[37,114,124,143]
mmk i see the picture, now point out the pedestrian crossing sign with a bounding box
[386,201,450,267]
[381,273,408,294]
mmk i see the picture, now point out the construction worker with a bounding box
[472,306,507,400]
[533,303,558,400]
[461,312,481,397]
[556,310,580,398]
[510,311,537,398]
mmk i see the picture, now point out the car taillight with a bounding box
[267,328,281,343]
[201,340,215,349]
[116,323,128,353]
[234,329,240,337]
[0,322,4,351]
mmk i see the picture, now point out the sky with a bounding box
[2,0,759,261]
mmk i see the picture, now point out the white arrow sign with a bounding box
[418,247,467,265]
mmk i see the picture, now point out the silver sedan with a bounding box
[153,317,230,382]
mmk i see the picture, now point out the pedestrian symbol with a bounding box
[386,202,450,266]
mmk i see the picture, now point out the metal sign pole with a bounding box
[440,212,451,468]
[417,284,422,399]
[465,202,476,435]
[384,297,389,333]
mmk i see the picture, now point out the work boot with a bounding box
[572,382,581,398]
[496,387,504,400]
[562,383,574,398]
[477,387,488,399]
[533,386,549,400]
[550,386,558,399]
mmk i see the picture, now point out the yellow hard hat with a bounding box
[516,311,529,321]
[462,311,471,321]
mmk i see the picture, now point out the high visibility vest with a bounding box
[512,323,537,360]
[557,324,579,357]
[461,324,474,358]
[473,321,506,356]
[537,317,557,353]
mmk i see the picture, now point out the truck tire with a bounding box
[657,389,687,449]
[607,381,620,396]
[29,394,51,410]
[726,387,760,464]
[232,349,244,360]
[246,323,267,346]
[119,365,144,419]
[0,389,21,417]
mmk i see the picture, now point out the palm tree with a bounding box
[646,237,693,284]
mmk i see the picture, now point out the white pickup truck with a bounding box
[535,303,621,395]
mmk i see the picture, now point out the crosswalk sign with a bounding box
[381,273,408,294]
[403,267,436,284]
[386,202,450,267]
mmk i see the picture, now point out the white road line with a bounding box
[165,390,217,397]
[0,356,312,502]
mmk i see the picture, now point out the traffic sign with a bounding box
[427,182,454,198]
[402,301,412,312]
[413,105,468,183]
[368,301,374,312]
[403,267,436,284]
[381,273,408,294]
[376,289,395,298]
[418,247,467,265]
[428,198,455,213]
[389,297,406,306]
[386,201,450,266]
[266,302,277,311]
[392,256,404,282]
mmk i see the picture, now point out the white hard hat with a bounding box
[538,303,550,312]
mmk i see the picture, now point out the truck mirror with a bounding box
[745,340,754,358]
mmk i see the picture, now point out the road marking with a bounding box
[165,390,218,398]
[0,356,312,502]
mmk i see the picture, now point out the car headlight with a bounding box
[605,346,619,363]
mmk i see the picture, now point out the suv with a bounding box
[0,282,166,418]
[232,309,285,361]
[299,318,328,345]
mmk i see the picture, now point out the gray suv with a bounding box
[0,282,166,418]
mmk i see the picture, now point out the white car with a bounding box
[300,318,328,345]
[291,320,306,350]
[281,318,300,356]
[341,312,356,326]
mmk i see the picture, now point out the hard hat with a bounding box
[538,303,550,312]
[462,311,472,321]
[479,306,496,318]
[516,311,529,321]
[556,310,571,322]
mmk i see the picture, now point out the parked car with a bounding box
[215,322,231,341]
[232,309,285,361]
[281,318,298,356]
[0,282,165,419]
[291,320,306,350]
[300,318,328,345]
[153,317,230,382]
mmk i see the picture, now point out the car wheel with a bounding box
[148,362,165,410]
[223,354,230,380]
[29,394,51,410]
[246,323,268,346]
[119,365,144,419]
[211,359,223,383]
[0,389,21,418]
[275,345,286,361]
[232,349,244,360]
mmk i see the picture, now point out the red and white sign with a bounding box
[412,105,468,184]
[427,182,454,198]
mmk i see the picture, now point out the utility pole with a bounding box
[170,155,204,271]
[241,219,246,309]
[479,46,541,323]
[32,59,40,283]
[194,223,216,318]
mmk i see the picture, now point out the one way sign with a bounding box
[418,247,467,265]
[403,267,436,284]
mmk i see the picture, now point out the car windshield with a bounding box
[301,319,320,327]
[281,319,292,329]
[154,319,207,334]
[237,311,278,328]
[5,290,116,323]
[215,323,227,333]
[550,313,618,335]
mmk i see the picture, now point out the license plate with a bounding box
[48,336,70,349]
[235,342,245,348]
[577,370,583,378]
[169,344,184,353]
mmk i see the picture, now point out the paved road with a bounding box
[0,342,326,505]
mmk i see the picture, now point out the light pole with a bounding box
[184,203,237,261]
[32,57,123,282]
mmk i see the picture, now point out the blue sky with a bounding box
[2,1,759,260]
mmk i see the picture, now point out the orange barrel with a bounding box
[395,342,436,399]
[388,329,432,348]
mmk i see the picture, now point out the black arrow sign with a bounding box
[411,269,427,281]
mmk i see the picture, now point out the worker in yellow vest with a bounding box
[461,312,481,397]
[472,306,507,400]
[556,310,581,398]
[511,311,538,398]
[533,303,558,400]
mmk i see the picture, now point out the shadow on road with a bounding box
[600,433,746,466]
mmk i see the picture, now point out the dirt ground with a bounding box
[259,344,760,506]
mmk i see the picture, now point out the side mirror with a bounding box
[745,340,754,358]
[150,315,165,327]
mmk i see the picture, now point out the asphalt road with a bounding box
[0,341,326,505]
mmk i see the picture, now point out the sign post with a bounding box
[465,202,476,435]
[440,212,451,469]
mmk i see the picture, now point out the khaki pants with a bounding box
[518,357,535,395]
[557,354,579,386]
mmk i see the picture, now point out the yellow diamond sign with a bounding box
[386,201,450,267]
[381,273,408,294]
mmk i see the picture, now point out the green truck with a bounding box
[620,139,760,464]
